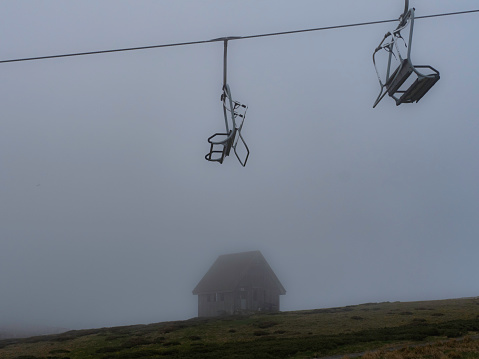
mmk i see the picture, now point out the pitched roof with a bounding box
[192,251,286,295]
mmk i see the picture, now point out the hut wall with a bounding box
[197,292,235,317]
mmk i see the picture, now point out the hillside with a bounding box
[0,325,68,340]
[1,297,479,359]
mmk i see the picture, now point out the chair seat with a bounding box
[205,131,235,164]
[386,60,440,106]
[397,73,440,105]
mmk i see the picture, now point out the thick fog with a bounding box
[1,1,478,330]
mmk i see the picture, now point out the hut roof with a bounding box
[192,251,286,295]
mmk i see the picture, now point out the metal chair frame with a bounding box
[373,0,440,108]
[205,39,250,166]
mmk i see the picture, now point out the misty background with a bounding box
[1,1,478,332]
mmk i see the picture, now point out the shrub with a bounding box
[50,349,70,354]
[255,321,279,329]
[444,329,463,338]
[163,340,181,347]
[159,348,179,356]
[105,334,127,341]
[162,323,187,334]
[153,336,166,343]
[101,349,164,359]
[351,316,364,320]
[96,346,120,353]
[49,349,71,354]
[121,337,152,348]
[253,330,269,336]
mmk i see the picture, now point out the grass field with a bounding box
[1,297,479,359]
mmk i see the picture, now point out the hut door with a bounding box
[240,291,247,310]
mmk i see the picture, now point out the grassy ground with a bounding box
[1,297,479,359]
[357,335,479,359]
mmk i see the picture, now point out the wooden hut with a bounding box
[192,251,286,317]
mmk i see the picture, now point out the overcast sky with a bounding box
[1,1,478,331]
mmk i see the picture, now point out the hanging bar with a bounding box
[223,40,228,87]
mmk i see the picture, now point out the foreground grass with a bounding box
[1,297,479,359]
[359,335,479,358]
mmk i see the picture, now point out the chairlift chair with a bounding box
[205,39,250,166]
[373,0,440,108]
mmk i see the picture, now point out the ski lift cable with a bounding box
[0,9,477,64]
